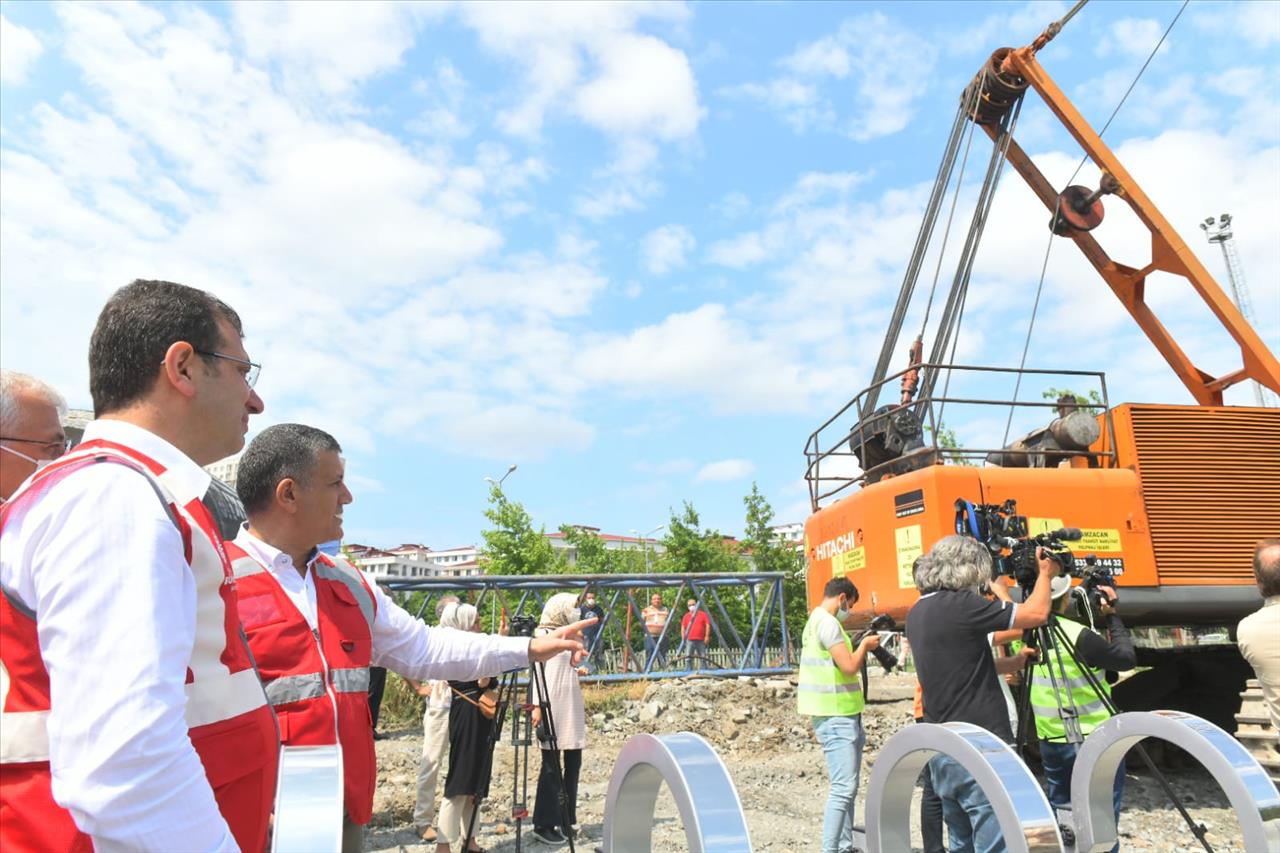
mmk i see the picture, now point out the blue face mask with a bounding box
[316,539,342,557]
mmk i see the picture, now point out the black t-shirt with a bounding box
[907,589,1017,743]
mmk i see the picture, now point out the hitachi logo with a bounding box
[814,532,858,561]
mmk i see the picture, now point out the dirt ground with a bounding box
[366,670,1250,852]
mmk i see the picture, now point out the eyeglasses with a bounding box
[195,350,262,388]
[0,435,73,457]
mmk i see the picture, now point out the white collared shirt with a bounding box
[1,420,236,852]
[232,527,532,681]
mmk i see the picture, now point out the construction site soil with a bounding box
[367,670,1249,852]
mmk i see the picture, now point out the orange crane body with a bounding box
[804,44,1280,630]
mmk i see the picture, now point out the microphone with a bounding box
[1048,527,1083,541]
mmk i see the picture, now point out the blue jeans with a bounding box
[1040,739,1124,852]
[812,715,865,853]
[928,754,1004,853]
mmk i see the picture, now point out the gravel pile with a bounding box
[367,671,1252,852]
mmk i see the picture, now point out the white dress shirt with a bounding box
[232,528,533,681]
[0,420,237,851]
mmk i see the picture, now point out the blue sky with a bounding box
[2,0,1277,549]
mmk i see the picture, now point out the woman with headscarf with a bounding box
[436,602,494,853]
[530,593,588,845]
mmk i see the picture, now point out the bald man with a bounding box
[0,370,69,501]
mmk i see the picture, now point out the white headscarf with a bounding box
[439,601,478,632]
[538,592,580,631]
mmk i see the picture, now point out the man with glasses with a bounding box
[1,280,276,852]
[0,370,70,501]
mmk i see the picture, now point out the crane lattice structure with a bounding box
[1200,214,1277,408]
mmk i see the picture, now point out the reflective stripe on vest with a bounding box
[265,672,328,706]
[331,667,370,693]
[1029,617,1112,741]
[797,608,863,717]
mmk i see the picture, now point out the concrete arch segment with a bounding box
[1071,711,1280,853]
[865,722,1062,853]
[601,732,752,853]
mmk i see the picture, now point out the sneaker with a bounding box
[532,827,566,845]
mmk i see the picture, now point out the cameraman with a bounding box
[1028,576,1135,850]
[907,536,1059,853]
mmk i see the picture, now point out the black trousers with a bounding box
[920,760,945,853]
[367,666,387,729]
[533,747,582,832]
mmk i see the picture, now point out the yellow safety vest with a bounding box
[1029,617,1113,742]
[797,608,864,717]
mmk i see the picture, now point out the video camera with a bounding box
[954,498,1082,587]
[509,614,539,638]
[1078,555,1120,611]
[854,613,900,673]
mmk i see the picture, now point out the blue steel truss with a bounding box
[377,572,795,682]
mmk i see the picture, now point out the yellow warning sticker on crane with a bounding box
[1029,518,1122,553]
[832,546,867,577]
[896,525,922,589]
[1074,529,1123,553]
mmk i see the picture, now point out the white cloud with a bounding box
[232,1,434,99]
[1192,2,1280,50]
[573,33,700,140]
[642,224,695,275]
[0,15,43,84]
[695,458,755,483]
[458,1,698,141]
[1095,18,1167,59]
[725,13,935,140]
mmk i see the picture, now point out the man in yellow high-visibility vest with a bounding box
[798,576,881,853]
[1028,575,1134,852]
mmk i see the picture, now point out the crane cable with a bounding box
[924,90,1026,430]
[860,98,975,418]
[1000,0,1191,447]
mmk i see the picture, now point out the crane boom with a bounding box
[981,47,1280,406]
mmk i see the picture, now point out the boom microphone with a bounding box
[1048,527,1083,541]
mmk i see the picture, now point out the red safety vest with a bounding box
[229,542,380,824]
[0,440,279,853]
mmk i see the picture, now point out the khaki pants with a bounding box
[438,795,477,847]
[413,704,451,829]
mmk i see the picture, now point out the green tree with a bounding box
[1042,386,1104,415]
[657,502,739,574]
[479,484,565,576]
[557,524,648,574]
[740,483,807,646]
[924,422,970,465]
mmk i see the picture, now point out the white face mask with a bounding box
[688,605,696,612]
[836,597,848,619]
[2,444,54,475]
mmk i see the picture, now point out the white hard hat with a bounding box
[1050,574,1073,600]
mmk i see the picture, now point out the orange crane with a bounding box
[802,11,1279,726]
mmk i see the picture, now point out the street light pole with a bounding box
[483,463,518,491]
[643,524,665,572]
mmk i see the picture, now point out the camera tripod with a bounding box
[1012,602,1214,853]
[462,659,578,853]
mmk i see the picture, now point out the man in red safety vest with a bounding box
[228,423,594,853]
[1,280,278,851]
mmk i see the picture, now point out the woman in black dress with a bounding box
[436,603,494,853]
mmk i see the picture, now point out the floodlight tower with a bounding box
[1200,214,1276,407]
